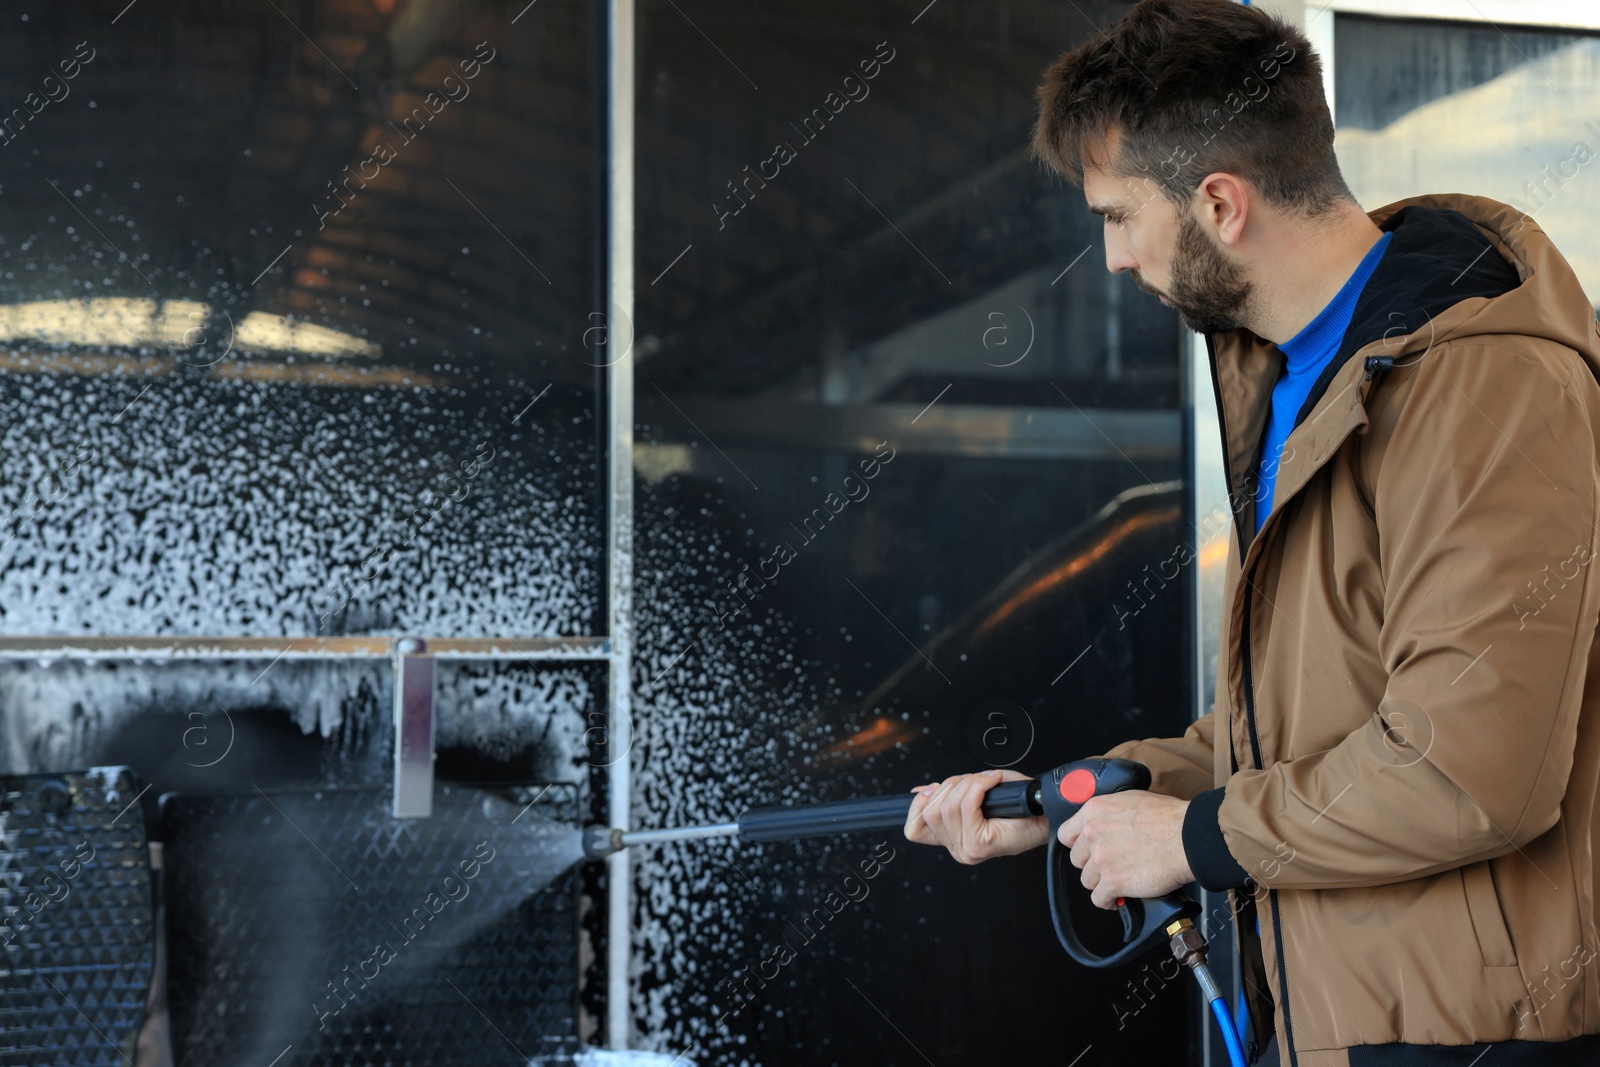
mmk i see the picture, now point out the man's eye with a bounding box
[1106,214,1125,227]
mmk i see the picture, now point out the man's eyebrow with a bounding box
[1086,202,1122,217]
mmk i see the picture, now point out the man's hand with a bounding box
[1057,790,1193,909]
[904,769,1049,864]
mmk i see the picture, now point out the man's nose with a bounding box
[1103,241,1136,275]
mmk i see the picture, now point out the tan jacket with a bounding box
[1107,193,1600,1061]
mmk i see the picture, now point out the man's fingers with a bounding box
[904,787,934,840]
[927,774,987,859]
[958,771,1011,862]
[1081,860,1122,909]
[926,781,965,847]
[1057,795,1104,848]
[960,771,1000,821]
[926,777,965,833]
[940,777,985,861]
[1091,862,1127,910]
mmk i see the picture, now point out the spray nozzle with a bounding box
[581,825,626,860]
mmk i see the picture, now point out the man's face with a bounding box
[1083,159,1253,336]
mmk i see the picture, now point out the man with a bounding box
[905,1,1600,1064]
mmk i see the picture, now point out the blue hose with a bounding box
[1209,996,1250,1067]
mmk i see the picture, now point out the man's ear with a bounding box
[1195,172,1250,246]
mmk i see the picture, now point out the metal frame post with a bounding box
[391,637,436,818]
[604,0,637,1048]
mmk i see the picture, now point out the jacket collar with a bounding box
[1205,192,1577,558]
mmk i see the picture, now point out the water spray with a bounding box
[581,757,1248,1067]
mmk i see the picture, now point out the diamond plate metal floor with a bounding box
[1,767,156,1067]
[161,782,581,1067]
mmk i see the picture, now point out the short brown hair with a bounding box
[1031,0,1354,218]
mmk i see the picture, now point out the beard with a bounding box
[1134,211,1253,335]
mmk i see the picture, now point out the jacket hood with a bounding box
[1207,192,1600,548]
[1359,193,1599,370]
[1293,197,1523,426]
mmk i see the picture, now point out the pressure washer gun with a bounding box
[583,756,1248,1066]
[1037,759,1248,1067]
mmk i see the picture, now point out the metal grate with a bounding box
[161,782,581,1067]
[0,767,156,1067]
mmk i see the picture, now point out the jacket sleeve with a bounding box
[1102,708,1218,802]
[1194,342,1600,891]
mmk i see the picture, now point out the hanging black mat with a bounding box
[160,782,581,1067]
[0,767,156,1067]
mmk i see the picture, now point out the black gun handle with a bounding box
[1046,839,1199,969]
[1038,756,1201,968]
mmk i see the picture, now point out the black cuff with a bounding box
[1183,786,1252,891]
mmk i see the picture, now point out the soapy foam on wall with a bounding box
[630,473,883,1067]
[0,659,388,779]
[0,365,599,638]
[0,658,595,789]
[434,661,596,780]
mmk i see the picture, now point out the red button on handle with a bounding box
[1060,767,1098,804]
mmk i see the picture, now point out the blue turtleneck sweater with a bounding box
[1251,230,1392,533]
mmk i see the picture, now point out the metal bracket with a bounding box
[391,637,435,818]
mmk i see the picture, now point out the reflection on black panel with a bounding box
[634,0,1193,1062]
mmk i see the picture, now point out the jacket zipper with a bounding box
[1208,330,1294,1066]
[1239,557,1266,773]
[1240,553,1294,1066]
